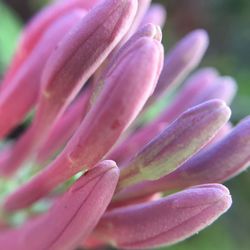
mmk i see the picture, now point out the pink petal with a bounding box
[117,100,231,190]
[36,88,91,164]
[0,0,138,176]
[0,10,85,139]
[92,184,231,249]
[4,31,164,211]
[1,0,97,88]
[107,68,219,165]
[116,117,250,201]
[0,161,119,250]
[149,29,209,105]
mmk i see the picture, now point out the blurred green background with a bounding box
[0,0,249,249]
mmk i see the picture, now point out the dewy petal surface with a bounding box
[1,161,119,250]
[117,100,231,190]
[4,32,164,211]
[93,184,231,249]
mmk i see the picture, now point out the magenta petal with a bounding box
[0,10,84,139]
[162,116,250,187]
[123,0,152,40]
[0,0,138,176]
[1,161,119,250]
[4,32,164,211]
[93,184,231,249]
[116,117,250,201]
[1,0,97,88]
[117,100,231,190]
[149,29,209,104]
[36,89,91,164]
[107,68,219,165]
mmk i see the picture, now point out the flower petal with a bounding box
[1,161,119,250]
[149,29,209,105]
[117,100,231,190]
[0,0,138,176]
[107,67,219,165]
[4,31,163,211]
[92,184,231,249]
[0,10,85,139]
[1,0,96,88]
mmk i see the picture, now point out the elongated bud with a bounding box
[107,68,219,165]
[0,0,138,176]
[1,0,97,88]
[0,10,84,139]
[117,100,231,190]
[149,29,209,104]
[1,161,119,250]
[93,184,231,249]
[140,4,167,28]
[4,31,164,211]
[108,23,162,74]
[115,117,250,202]
[81,23,162,116]
[157,116,250,189]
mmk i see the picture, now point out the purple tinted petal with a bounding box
[93,184,231,249]
[1,161,119,250]
[4,32,164,211]
[0,0,138,176]
[117,100,231,190]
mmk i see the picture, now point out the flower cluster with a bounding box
[0,0,249,249]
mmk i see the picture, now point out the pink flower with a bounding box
[0,0,248,249]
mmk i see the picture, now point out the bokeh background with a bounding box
[0,0,249,249]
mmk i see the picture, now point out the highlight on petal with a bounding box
[92,184,231,249]
[117,100,231,190]
[4,31,164,211]
[1,161,119,250]
[0,0,138,176]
